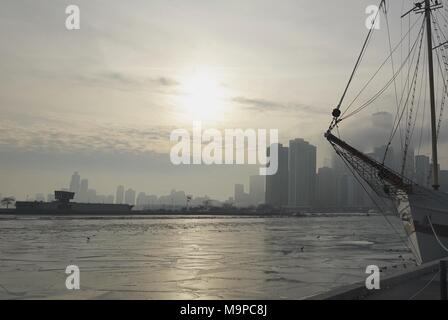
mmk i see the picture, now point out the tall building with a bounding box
[136,192,147,209]
[86,189,97,203]
[415,155,430,187]
[288,138,316,207]
[234,184,244,207]
[316,167,337,208]
[105,195,114,204]
[124,188,136,206]
[234,184,250,207]
[116,185,124,204]
[332,153,353,207]
[402,147,415,179]
[47,193,55,202]
[265,144,289,207]
[69,172,81,195]
[78,179,89,202]
[249,175,265,206]
[373,145,397,172]
[170,190,187,208]
[337,174,349,207]
[145,195,158,209]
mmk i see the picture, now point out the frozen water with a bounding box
[0,214,413,299]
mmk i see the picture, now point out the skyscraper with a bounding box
[249,175,265,206]
[86,188,97,203]
[316,167,337,208]
[402,147,415,179]
[373,145,397,172]
[234,184,250,207]
[234,184,244,207]
[116,185,124,204]
[105,195,114,204]
[78,179,89,202]
[136,192,147,209]
[265,143,289,207]
[124,188,136,206]
[288,138,316,207]
[415,155,430,187]
[69,172,81,195]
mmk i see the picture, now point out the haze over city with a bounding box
[1,0,448,200]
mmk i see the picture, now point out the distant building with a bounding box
[373,145,397,172]
[69,172,81,195]
[234,184,250,207]
[288,138,316,207]
[402,147,415,179]
[105,195,114,204]
[144,195,158,209]
[265,143,289,207]
[78,179,89,202]
[116,185,124,204]
[35,193,45,202]
[249,175,265,206]
[136,192,147,209]
[124,188,136,206]
[316,167,337,208]
[333,152,371,208]
[234,184,244,207]
[337,174,349,207]
[86,189,97,203]
[166,190,186,208]
[415,155,430,187]
[47,193,55,202]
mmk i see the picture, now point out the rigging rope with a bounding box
[341,19,426,122]
[329,0,386,130]
[385,4,404,156]
[431,12,448,140]
[408,270,440,300]
[330,143,419,255]
[427,215,448,253]
[401,23,426,176]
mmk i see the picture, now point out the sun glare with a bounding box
[180,68,227,121]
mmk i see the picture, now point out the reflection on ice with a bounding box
[0,215,413,299]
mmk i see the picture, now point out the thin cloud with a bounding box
[0,119,174,155]
[71,71,180,91]
[233,96,324,114]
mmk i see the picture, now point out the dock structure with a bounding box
[309,260,447,300]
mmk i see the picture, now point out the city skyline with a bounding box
[5,127,448,209]
[3,1,448,201]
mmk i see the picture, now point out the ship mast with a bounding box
[424,0,440,190]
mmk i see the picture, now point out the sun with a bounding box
[180,68,227,121]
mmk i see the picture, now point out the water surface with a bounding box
[0,214,413,299]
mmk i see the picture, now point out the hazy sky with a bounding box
[1,0,446,200]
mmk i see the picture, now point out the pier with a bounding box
[309,260,447,300]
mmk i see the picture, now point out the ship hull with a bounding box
[398,186,448,264]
